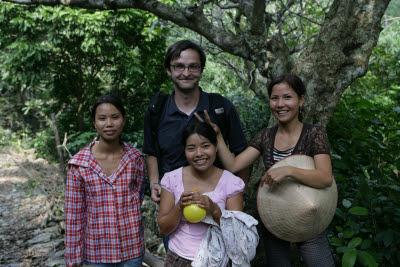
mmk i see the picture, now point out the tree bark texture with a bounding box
[294,0,391,125]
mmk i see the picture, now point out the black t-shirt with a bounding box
[143,90,248,178]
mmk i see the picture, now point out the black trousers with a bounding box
[263,229,335,267]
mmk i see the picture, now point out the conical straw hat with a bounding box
[257,155,337,242]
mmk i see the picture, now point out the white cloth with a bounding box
[191,210,259,267]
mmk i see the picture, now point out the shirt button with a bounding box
[83,162,88,167]
[99,173,103,177]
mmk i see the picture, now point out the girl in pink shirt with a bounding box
[158,122,245,266]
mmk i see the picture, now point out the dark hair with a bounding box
[267,74,306,121]
[91,94,126,120]
[267,74,305,99]
[164,40,206,71]
[181,122,217,147]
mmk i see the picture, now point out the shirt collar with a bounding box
[68,141,131,166]
[166,87,209,116]
[88,140,128,151]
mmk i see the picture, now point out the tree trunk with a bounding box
[50,113,66,183]
[77,102,85,133]
[293,0,390,125]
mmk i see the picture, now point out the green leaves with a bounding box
[348,237,362,248]
[330,236,342,247]
[0,3,168,157]
[348,207,368,216]
[342,199,352,208]
[343,230,355,239]
[342,250,378,267]
[342,250,357,267]
[327,33,400,265]
[376,231,394,248]
[332,198,388,265]
[337,238,377,267]
[358,251,378,267]
[341,199,368,216]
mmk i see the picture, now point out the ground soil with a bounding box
[0,146,65,266]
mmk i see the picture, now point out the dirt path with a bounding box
[0,147,65,266]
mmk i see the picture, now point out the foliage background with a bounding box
[1,1,399,266]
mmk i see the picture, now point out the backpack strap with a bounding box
[147,91,168,157]
[209,93,228,141]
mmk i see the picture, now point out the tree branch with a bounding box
[281,3,323,26]
[249,0,266,35]
[215,57,248,84]
[291,33,319,54]
[4,0,251,60]
[133,2,252,59]
[217,3,239,9]
[275,0,295,31]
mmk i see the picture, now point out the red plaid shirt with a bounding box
[64,142,145,266]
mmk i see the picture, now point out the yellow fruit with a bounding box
[183,204,206,223]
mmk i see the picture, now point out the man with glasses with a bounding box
[142,39,249,250]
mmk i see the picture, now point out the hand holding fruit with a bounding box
[182,189,205,223]
[182,189,221,223]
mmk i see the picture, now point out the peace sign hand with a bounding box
[194,110,221,136]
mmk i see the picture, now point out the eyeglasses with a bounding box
[171,64,202,73]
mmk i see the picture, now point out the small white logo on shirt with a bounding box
[215,108,224,114]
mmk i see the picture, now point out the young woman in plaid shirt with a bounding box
[65,95,145,267]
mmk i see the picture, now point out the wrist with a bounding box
[217,133,224,142]
[211,203,222,221]
[150,182,161,190]
[288,166,295,177]
[175,201,184,212]
[212,212,221,223]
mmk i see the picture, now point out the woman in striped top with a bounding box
[197,74,334,266]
